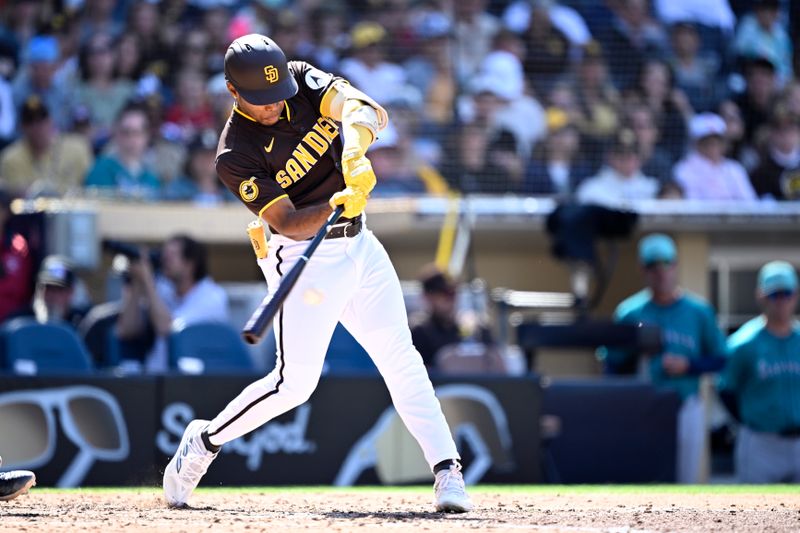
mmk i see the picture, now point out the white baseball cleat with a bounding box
[163,419,218,507]
[433,462,474,513]
[0,456,36,502]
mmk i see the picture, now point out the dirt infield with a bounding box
[1,487,799,532]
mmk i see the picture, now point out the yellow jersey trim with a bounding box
[233,105,257,123]
[319,84,338,118]
[258,194,289,219]
[283,100,291,121]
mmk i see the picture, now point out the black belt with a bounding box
[779,427,800,438]
[324,216,362,239]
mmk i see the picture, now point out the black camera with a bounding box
[102,239,161,270]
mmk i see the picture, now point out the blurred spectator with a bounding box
[623,103,674,185]
[749,109,800,200]
[125,1,169,80]
[525,107,592,195]
[11,35,73,131]
[0,42,16,149]
[84,104,160,200]
[576,129,660,205]
[163,68,215,140]
[404,11,456,127]
[409,264,505,374]
[305,5,348,73]
[368,123,429,196]
[163,129,230,205]
[733,0,793,85]
[72,32,135,148]
[478,49,546,159]
[673,113,757,201]
[735,56,780,145]
[339,22,409,106]
[206,72,233,131]
[603,233,727,483]
[452,0,500,83]
[115,234,229,373]
[0,1,46,57]
[602,0,669,89]
[0,96,93,198]
[0,188,32,324]
[723,260,800,483]
[667,22,724,112]
[447,72,541,193]
[77,0,124,44]
[116,32,145,83]
[10,255,90,328]
[574,41,620,156]
[172,28,212,75]
[717,99,750,164]
[520,1,573,95]
[627,58,691,162]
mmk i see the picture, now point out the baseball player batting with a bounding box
[162,34,473,513]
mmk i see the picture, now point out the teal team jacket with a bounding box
[723,316,800,433]
[604,289,728,399]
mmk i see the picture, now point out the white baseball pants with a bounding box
[205,227,459,469]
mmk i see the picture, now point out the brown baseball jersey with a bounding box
[216,61,347,225]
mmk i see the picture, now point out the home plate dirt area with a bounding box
[1,487,799,532]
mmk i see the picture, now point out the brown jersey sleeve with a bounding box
[216,150,289,218]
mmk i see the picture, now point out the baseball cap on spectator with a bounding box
[546,107,575,133]
[37,255,75,289]
[758,261,798,296]
[351,22,386,49]
[20,96,49,124]
[753,0,780,10]
[478,51,524,101]
[638,234,677,265]
[609,128,639,154]
[27,35,59,63]
[688,113,726,141]
[742,54,777,74]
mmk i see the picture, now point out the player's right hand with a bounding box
[329,187,367,219]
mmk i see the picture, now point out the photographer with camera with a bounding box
[114,234,229,373]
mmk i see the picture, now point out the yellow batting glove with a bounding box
[329,187,368,219]
[342,148,377,195]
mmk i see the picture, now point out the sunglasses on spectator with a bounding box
[766,290,795,300]
[644,260,674,269]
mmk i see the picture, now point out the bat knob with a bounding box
[243,331,260,345]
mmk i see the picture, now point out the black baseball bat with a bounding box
[242,205,346,344]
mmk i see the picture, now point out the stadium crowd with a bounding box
[0,0,799,485]
[0,0,796,201]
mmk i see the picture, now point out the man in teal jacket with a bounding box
[603,233,727,483]
[723,260,800,482]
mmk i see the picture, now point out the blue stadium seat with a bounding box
[324,323,377,375]
[168,322,255,374]
[1,317,93,375]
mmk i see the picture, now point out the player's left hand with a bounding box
[662,353,690,376]
[329,187,368,219]
[342,148,376,195]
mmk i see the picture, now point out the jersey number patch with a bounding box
[240,176,259,202]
